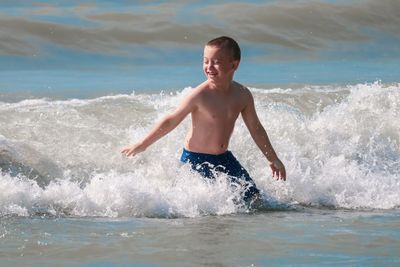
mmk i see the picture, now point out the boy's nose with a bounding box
[207,63,216,70]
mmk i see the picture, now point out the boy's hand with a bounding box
[269,158,286,181]
[121,143,145,157]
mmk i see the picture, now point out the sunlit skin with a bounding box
[121,45,286,180]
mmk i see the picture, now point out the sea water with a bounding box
[1,82,399,266]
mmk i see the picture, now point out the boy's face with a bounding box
[203,45,239,82]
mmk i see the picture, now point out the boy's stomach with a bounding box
[184,132,231,155]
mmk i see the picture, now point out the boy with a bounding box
[121,36,286,203]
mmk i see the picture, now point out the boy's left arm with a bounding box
[241,89,286,181]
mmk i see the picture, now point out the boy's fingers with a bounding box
[272,165,286,181]
[121,148,133,157]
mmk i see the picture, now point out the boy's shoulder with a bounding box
[185,82,208,100]
[192,81,251,93]
[232,81,249,91]
[180,82,210,105]
[232,81,253,99]
[188,81,252,100]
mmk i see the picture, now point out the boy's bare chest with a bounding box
[200,96,243,121]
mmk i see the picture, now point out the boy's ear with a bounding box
[232,60,240,71]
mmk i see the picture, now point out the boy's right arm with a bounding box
[121,91,197,157]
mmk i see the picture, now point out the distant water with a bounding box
[1,82,399,265]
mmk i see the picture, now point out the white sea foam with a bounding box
[0,82,399,217]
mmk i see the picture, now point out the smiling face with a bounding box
[203,45,239,84]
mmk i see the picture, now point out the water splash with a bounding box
[1,82,399,217]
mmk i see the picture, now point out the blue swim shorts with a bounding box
[180,148,260,202]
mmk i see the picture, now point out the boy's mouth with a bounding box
[207,72,217,77]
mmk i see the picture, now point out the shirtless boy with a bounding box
[122,36,286,203]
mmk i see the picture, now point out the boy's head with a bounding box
[203,36,241,82]
[206,36,241,62]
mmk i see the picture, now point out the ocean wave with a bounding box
[0,82,399,217]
